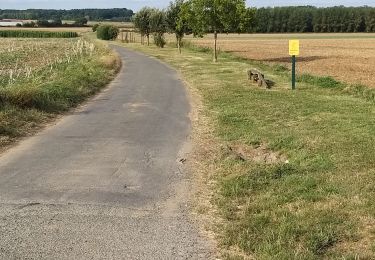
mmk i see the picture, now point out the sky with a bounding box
[0,0,374,11]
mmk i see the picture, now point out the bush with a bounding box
[153,33,166,48]
[22,21,36,28]
[96,25,119,41]
[92,24,100,32]
[74,17,88,26]
[36,20,62,27]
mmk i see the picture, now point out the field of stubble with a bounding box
[188,33,375,88]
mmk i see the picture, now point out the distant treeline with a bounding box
[0,8,134,22]
[252,6,375,33]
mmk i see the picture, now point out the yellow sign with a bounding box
[289,40,300,56]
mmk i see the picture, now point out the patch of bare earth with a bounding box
[225,143,287,164]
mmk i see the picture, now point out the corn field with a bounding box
[0,38,95,87]
[0,30,78,38]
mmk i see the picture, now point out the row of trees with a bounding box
[20,18,88,28]
[0,8,134,22]
[133,3,375,60]
[134,0,253,61]
[252,6,375,33]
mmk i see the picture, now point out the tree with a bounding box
[74,17,88,26]
[36,20,50,27]
[150,9,167,48]
[92,24,100,32]
[188,0,250,62]
[97,25,119,40]
[166,0,191,53]
[133,7,154,45]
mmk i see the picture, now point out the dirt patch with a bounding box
[225,143,287,164]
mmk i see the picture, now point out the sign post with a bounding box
[289,40,300,90]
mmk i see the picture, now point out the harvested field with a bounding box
[188,33,375,88]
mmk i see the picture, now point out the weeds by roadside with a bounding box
[0,37,120,150]
[118,41,375,259]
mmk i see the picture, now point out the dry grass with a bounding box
[0,37,119,150]
[0,38,95,86]
[187,33,375,88]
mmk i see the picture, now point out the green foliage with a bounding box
[0,30,78,38]
[133,7,155,45]
[166,0,191,52]
[96,25,120,40]
[150,9,166,34]
[187,0,253,61]
[92,24,100,32]
[22,21,36,28]
[251,6,375,33]
[0,9,134,22]
[149,9,167,48]
[36,19,62,27]
[134,7,169,47]
[153,33,166,48]
[74,17,88,26]
[188,0,250,35]
[297,74,343,89]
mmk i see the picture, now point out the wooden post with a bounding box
[292,55,296,90]
[213,31,218,62]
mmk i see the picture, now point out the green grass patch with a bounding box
[117,41,375,259]
[0,30,78,38]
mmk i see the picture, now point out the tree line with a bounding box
[252,6,375,33]
[132,2,375,61]
[19,17,89,28]
[0,8,134,22]
[134,0,253,61]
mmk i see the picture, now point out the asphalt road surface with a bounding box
[0,45,214,259]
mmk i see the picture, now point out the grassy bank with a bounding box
[116,41,375,259]
[0,38,120,149]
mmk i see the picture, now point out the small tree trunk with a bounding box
[177,37,181,54]
[147,35,150,46]
[213,31,218,62]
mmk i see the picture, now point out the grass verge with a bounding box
[116,41,375,259]
[0,39,120,150]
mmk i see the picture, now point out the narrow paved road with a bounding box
[0,46,214,259]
